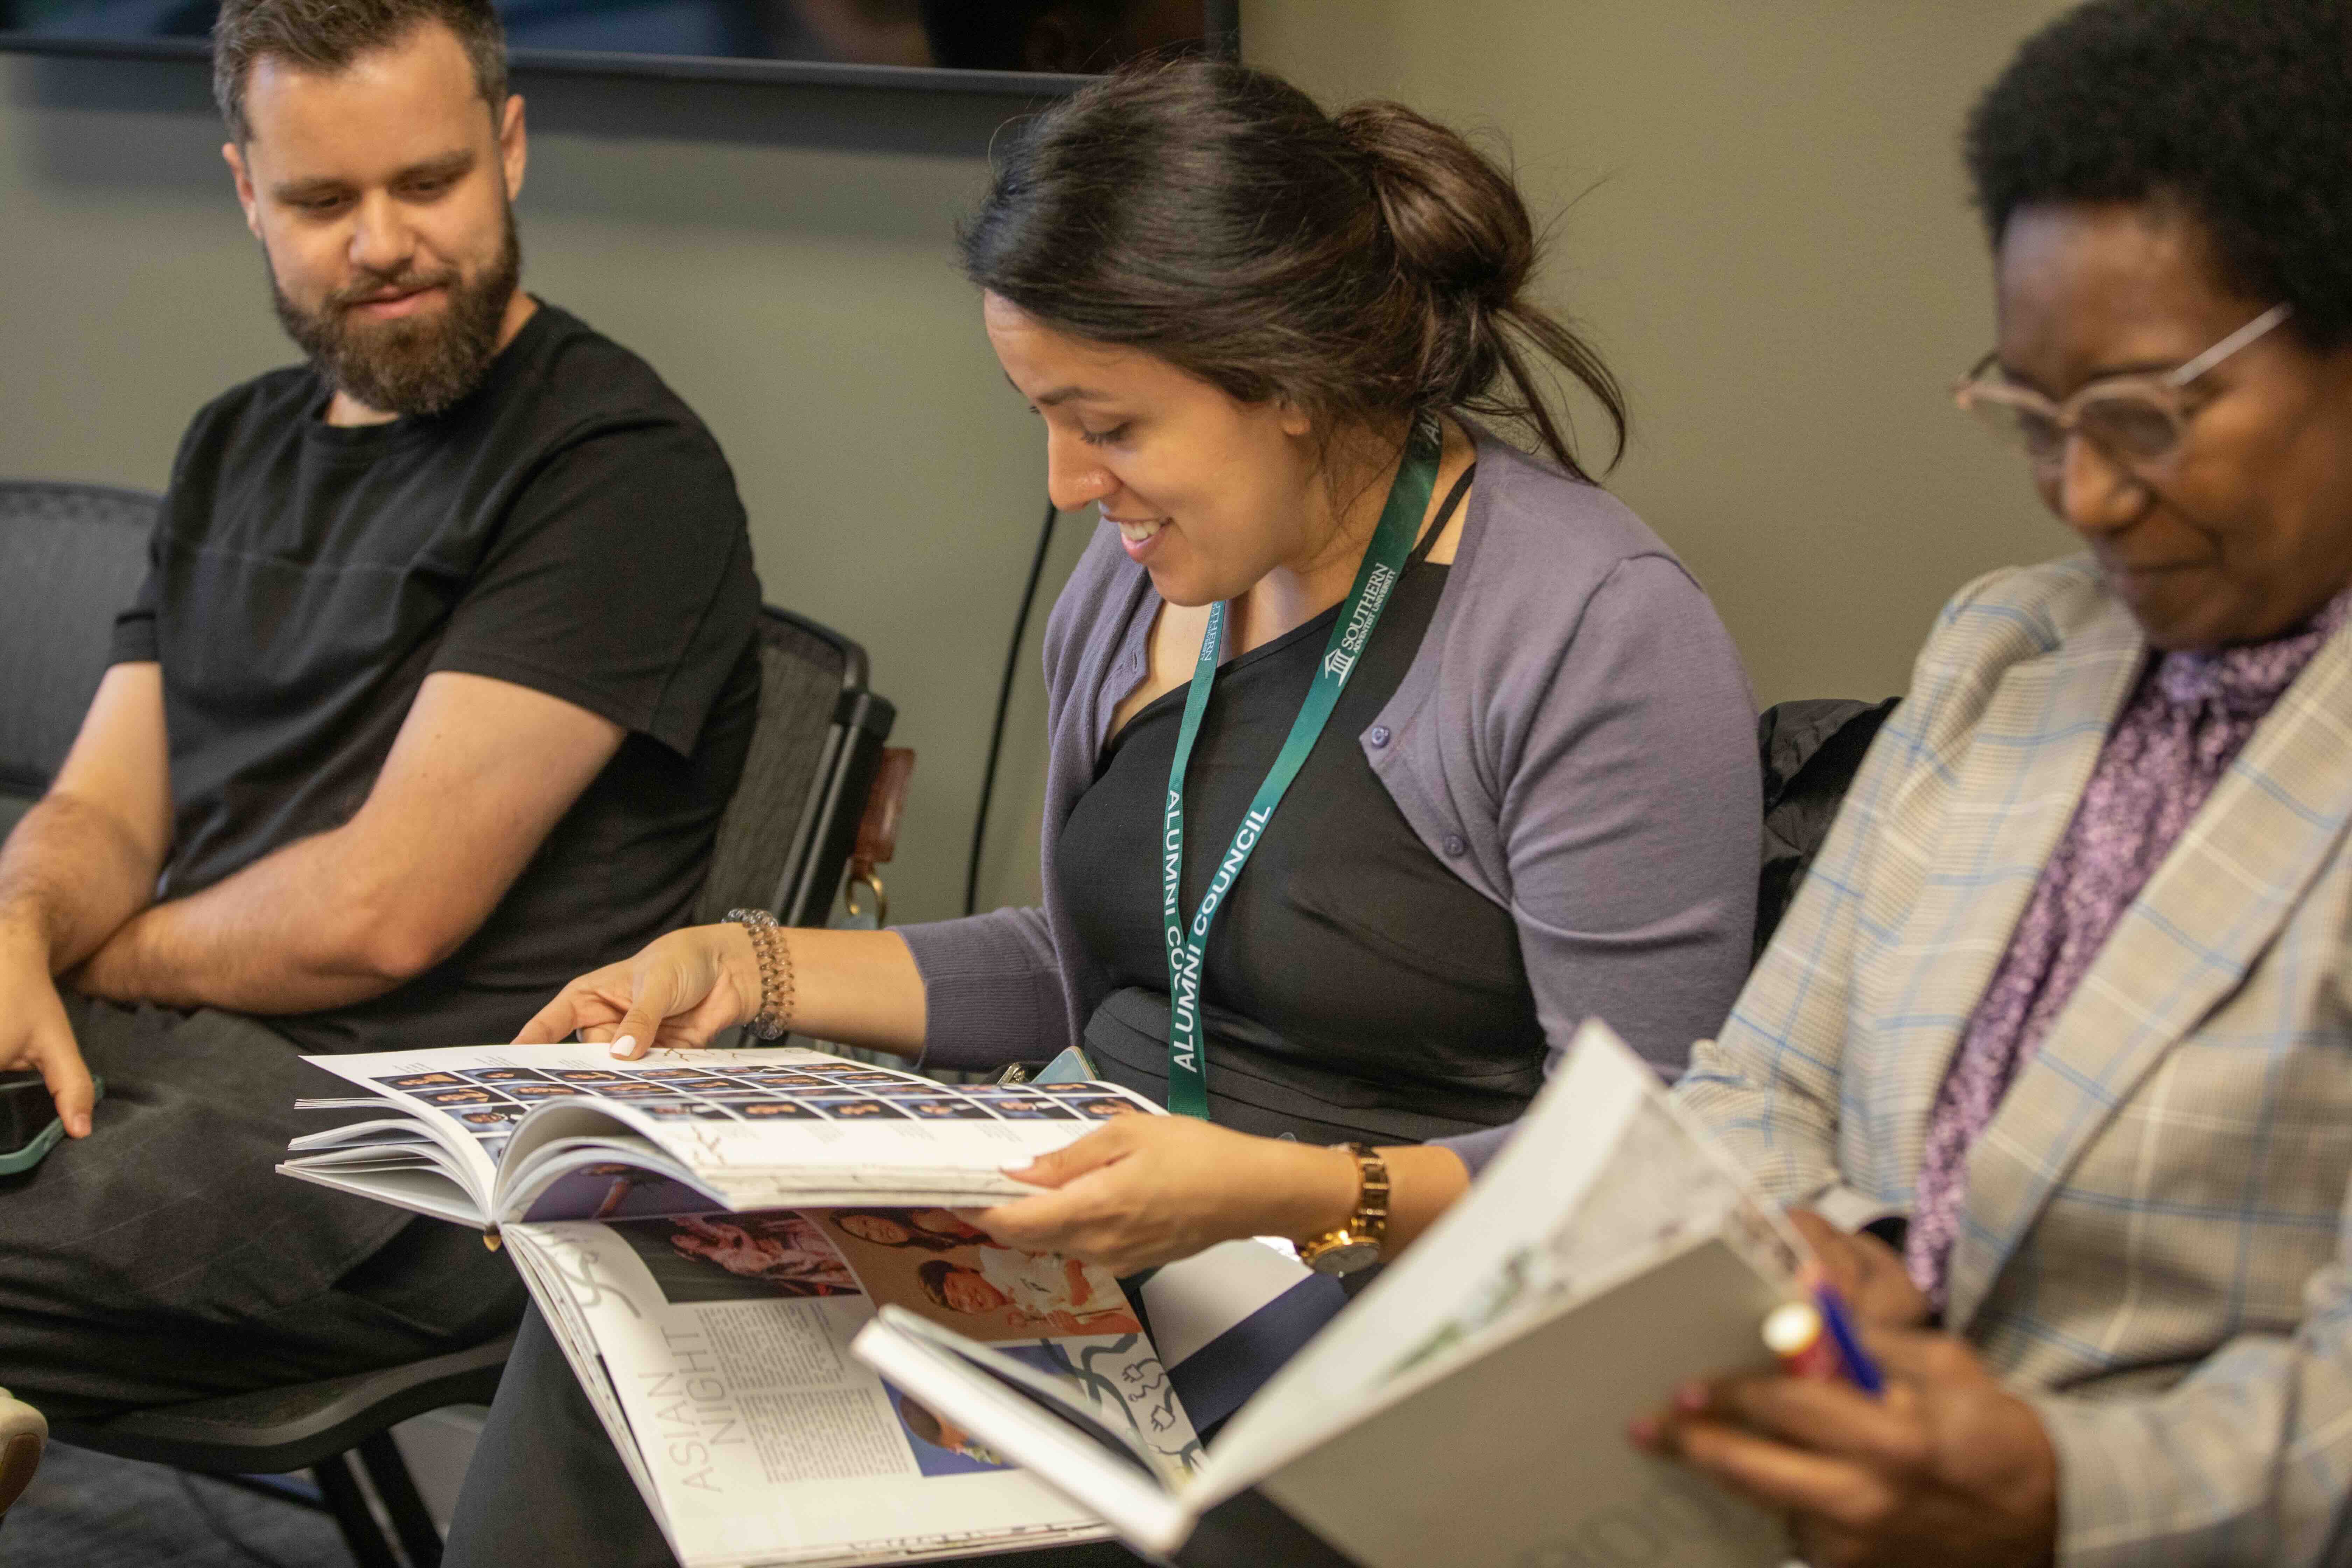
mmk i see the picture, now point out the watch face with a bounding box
[1305,1239,1381,1277]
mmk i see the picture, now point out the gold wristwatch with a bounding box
[1297,1142,1390,1277]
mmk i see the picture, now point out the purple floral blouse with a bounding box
[1906,588,2352,1308]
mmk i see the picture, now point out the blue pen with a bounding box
[1811,1282,1885,1396]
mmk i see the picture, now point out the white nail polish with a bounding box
[611,1035,637,1059]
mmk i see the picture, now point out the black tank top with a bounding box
[1056,474,1547,1143]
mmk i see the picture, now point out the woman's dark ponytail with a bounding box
[962,61,1628,483]
[1337,99,1626,480]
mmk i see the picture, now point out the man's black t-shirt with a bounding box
[111,301,762,1054]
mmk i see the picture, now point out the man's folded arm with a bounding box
[73,670,624,1014]
[0,661,175,969]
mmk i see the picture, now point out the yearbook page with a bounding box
[505,1203,1202,1568]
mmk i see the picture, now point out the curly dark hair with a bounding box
[1965,0,2352,349]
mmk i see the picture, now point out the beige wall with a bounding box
[2,3,2078,934]
[1244,0,2077,707]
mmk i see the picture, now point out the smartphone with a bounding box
[0,1070,104,1176]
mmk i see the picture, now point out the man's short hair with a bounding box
[213,0,508,144]
[1966,0,2352,350]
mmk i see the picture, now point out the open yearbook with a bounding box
[279,1042,1163,1227]
[279,1043,1335,1566]
[852,1021,1807,1568]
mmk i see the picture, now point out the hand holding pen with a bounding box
[1764,1283,1884,1393]
[1628,1209,2058,1568]
[1780,1209,1933,1339]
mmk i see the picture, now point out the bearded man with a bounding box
[0,0,761,1468]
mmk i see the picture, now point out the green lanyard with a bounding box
[1160,420,1443,1119]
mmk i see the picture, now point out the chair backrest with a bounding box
[694,606,897,929]
[0,482,159,803]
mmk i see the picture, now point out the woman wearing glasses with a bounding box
[911,2,2352,1562]
[1638,2,2352,1563]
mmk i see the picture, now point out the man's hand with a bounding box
[0,927,94,1138]
[1633,1329,2057,1568]
[0,661,174,1133]
[1786,1209,1932,1331]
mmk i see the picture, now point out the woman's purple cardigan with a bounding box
[899,427,1760,1175]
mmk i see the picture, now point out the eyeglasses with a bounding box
[1952,303,2292,472]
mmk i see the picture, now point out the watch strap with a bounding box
[1342,1141,1390,1250]
[1297,1143,1390,1275]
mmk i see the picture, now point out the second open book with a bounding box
[853,1021,1805,1568]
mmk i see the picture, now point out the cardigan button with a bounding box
[1443,834,1467,857]
[1367,725,1391,748]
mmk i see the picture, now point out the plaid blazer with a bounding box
[1679,558,2352,1568]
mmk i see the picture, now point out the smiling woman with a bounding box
[504,59,1762,1162]
[451,56,1765,1568]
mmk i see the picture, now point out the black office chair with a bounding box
[0,481,158,833]
[695,604,897,928]
[5,479,900,1564]
[53,1338,514,1568]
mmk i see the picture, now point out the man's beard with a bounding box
[270,206,523,419]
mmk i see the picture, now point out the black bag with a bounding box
[1754,697,1899,961]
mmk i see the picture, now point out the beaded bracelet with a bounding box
[725,908,795,1040]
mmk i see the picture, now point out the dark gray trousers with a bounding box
[445,1305,1144,1568]
[0,995,522,1422]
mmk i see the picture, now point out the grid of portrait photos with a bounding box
[368,1060,1148,1160]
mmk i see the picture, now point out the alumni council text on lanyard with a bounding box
[1159,419,1444,1119]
